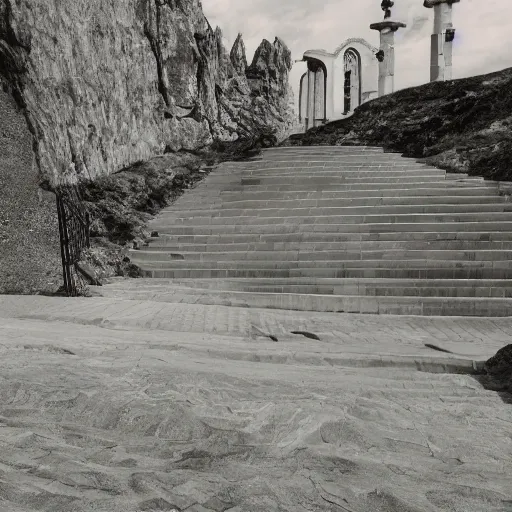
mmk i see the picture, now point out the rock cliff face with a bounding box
[0,0,294,186]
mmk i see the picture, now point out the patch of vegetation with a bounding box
[73,128,276,287]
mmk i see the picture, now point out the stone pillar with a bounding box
[424,0,460,82]
[306,67,316,131]
[304,59,326,130]
[314,67,325,125]
[370,20,406,97]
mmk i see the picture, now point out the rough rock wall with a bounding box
[0,0,294,186]
[0,88,60,294]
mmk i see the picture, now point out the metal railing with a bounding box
[55,184,90,296]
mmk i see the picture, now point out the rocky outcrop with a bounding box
[0,0,293,294]
[483,344,512,393]
[0,0,294,187]
[230,33,247,76]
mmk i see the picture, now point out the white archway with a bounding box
[343,48,362,113]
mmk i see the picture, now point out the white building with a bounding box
[298,38,380,131]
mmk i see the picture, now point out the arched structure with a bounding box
[299,58,328,130]
[299,38,379,130]
[299,72,308,123]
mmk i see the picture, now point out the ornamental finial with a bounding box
[381,0,394,19]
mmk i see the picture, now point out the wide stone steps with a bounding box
[148,231,512,245]
[106,289,512,316]
[158,203,512,219]
[118,277,512,298]
[208,173,447,183]
[132,257,512,269]
[103,146,512,315]
[129,249,512,263]
[170,195,506,211]
[205,187,499,201]
[149,221,512,236]
[138,267,512,281]
[155,215,512,229]
[208,178,478,189]
[97,281,512,316]
[211,164,438,174]
[191,182,496,196]
[144,240,512,252]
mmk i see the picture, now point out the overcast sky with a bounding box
[202,0,512,104]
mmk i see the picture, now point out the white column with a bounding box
[306,68,316,130]
[370,20,406,98]
[379,29,396,97]
[425,0,460,82]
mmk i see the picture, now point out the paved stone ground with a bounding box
[1,294,510,362]
[1,295,512,511]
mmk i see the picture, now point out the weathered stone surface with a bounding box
[0,299,511,511]
[0,0,294,187]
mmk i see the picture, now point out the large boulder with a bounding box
[483,344,512,393]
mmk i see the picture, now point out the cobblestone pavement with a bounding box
[0,295,512,511]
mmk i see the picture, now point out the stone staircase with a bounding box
[105,146,512,316]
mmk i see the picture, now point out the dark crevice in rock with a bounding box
[142,0,169,107]
[0,1,43,179]
[424,343,453,354]
[291,331,321,341]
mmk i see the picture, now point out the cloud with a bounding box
[202,0,512,102]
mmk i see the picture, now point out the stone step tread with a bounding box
[153,213,512,226]
[263,146,385,150]
[159,204,511,217]
[99,283,512,302]
[173,195,507,206]
[94,288,512,316]
[207,174,449,181]
[147,235,512,247]
[102,283,512,298]
[212,184,499,193]
[150,222,512,234]
[105,280,512,298]
[212,166,441,172]
[214,168,441,174]
[142,268,512,280]
[132,259,512,269]
[131,248,512,260]
[145,242,512,252]
[211,187,499,196]
[206,180,451,188]
[208,172,447,180]
[215,182,496,192]
[108,277,512,289]
[185,193,499,205]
